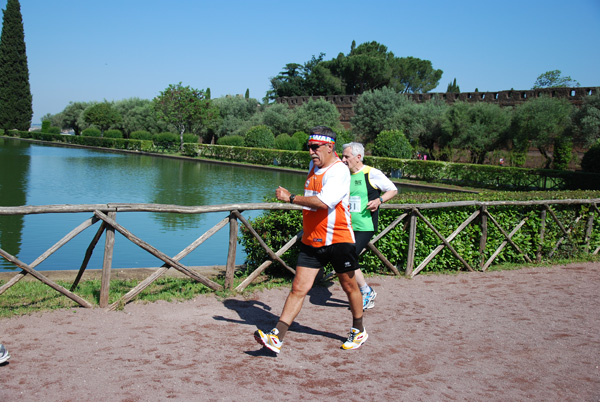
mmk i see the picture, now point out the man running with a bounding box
[342,142,398,310]
[254,126,367,354]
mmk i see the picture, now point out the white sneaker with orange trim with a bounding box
[341,327,368,350]
[254,328,283,354]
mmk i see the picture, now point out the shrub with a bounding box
[182,133,199,144]
[292,131,308,149]
[274,134,299,151]
[130,130,153,140]
[217,135,245,146]
[241,190,600,276]
[47,126,61,135]
[244,125,275,148]
[551,137,573,170]
[334,129,355,154]
[152,132,179,151]
[104,129,123,139]
[581,140,600,173]
[372,129,413,159]
[41,120,51,132]
[82,127,101,137]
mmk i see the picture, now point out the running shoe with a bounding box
[362,288,377,310]
[0,344,10,364]
[254,328,282,354]
[341,327,368,350]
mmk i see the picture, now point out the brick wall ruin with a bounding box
[277,87,599,128]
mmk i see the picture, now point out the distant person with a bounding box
[499,158,505,167]
[254,126,367,354]
[0,343,10,364]
[342,142,398,309]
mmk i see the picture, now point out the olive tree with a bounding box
[153,83,219,150]
[82,101,122,137]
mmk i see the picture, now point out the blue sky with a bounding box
[3,0,599,123]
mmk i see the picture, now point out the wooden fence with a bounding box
[0,199,598,310]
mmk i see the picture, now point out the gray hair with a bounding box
[342,142,364,159]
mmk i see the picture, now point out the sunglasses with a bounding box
[307,143,328,151]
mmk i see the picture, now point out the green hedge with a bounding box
[363,157,600,191]
[183,143,311,169]
[7,131,153,152]
[240,190,600,277]
[5,129,599,191]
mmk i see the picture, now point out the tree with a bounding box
[350,87,413,142]
[60,101,92,135]
[0,0,32,131]
[254,102,294,135]
[389,98,448,156]
[268,63,305,99]
[82,102,122,137]
[532,70,580,89]
[289,98,343,134]
[513,96,573,168]
[581,140,600,173]
[570,93,600,147]
[447,78,460,93]
[113,97,164,137]
[153,83,218,151]
[389,56,443,94]
[441,102,511,164]
[211,95,259,138]
[268,41,442,99]
[244,88,249,99]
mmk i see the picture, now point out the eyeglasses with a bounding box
[307,143,327,151]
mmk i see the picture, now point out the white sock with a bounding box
[360,284,370,294]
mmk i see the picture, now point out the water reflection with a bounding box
[0,138,29,261]
[0,139,307,271]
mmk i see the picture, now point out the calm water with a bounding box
[0,138,430,272]
[0,138,310,271]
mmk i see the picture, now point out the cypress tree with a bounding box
[0,0,32,131]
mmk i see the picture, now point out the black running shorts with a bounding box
[354,230,375,255]
[297,242,358,274]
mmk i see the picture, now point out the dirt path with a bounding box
[1,262,599,401]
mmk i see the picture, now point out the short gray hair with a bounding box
[342,142,364,159]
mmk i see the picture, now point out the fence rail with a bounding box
[1,199,598,309]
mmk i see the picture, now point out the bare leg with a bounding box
[336,270,363,319]
[354,268,368,289]
[279,266,320,325]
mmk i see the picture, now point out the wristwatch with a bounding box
[289,194,296,204]
[379,196,384,204]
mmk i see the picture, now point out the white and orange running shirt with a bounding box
[301,160,355,247]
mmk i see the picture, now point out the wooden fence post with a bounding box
[225,211,238,289]
[100,211,116,308]
[583,203,596,254]
[405,208,418,276]
[536,207,547,263]
[479,205,488,269]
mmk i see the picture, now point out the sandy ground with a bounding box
[1,262,599,402]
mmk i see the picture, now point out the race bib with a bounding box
[349,196,361,213]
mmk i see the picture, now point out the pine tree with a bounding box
[446,78,460,93]
[245,88,249,99]
[0,0,32,131]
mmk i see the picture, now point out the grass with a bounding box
[0,274,293,319]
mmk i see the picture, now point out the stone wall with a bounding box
[277,87,599,128]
